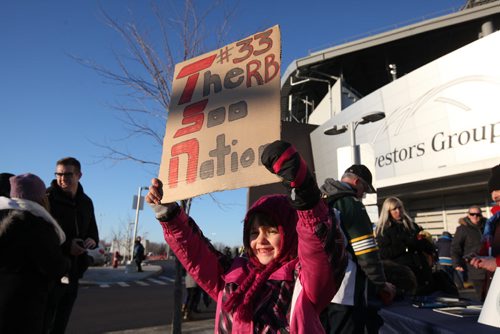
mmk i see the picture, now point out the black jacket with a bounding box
[0,209,69,333]
[451,217,486,281]
[133,241,145,262]
[376,220,435,294]
[47,180,99,279]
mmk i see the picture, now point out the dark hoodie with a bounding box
[47,180,99,279]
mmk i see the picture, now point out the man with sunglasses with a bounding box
[320,165,395,334]
[43,157,99,334]
[470,164,500,296]
[451,206,486,301]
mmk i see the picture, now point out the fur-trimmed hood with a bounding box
[0,196,65,244]
[458,215,486,228]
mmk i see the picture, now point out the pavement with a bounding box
[104,319,215,334]
[81,263,479,333]
[80,262,163,285]
[80,262,216,333]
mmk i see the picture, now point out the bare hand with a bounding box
[470,256,497,272]
[146,178,163,205]
[379,282,396,305]
[455,266,464,272]
[84,238,97,249]
[385,282,396,297]
[70,238,87,256]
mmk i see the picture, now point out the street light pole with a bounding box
[324,111,386,165]
[349,120,361,164]
[130,186,148,260]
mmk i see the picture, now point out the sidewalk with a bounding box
[104,318,215,334]
[80,262,163,285]
[82,264,478,333]
[80,263,216,333]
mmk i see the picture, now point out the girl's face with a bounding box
[249,217,281,266]
[390,205,402,221]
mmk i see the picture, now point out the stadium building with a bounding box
[275,0,500,236]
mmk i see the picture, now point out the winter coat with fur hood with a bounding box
[154,195,347,334]
[0,197,69,334]
[451,216,486,281]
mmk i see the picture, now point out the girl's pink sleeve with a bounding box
[159,208,228,300]
[296,200,347,312]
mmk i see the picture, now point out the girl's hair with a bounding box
[243,211,277,255]
[242,196,298,262]
[376,197,415,236]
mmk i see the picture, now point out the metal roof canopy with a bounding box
[281,1,500,122]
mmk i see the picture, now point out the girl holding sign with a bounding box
[146,140,347,333]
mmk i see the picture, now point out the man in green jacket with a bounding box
[320,164,395,334]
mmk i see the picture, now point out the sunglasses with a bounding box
[54,172,74,178]
[468,213,482,217]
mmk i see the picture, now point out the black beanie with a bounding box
[0,173,15,197]
[488,164,500,193]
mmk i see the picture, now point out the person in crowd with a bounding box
[223,246,233,258]
[182,271,202,320]
[0,173,69,333]
[451,206,486,301]
[112,250,122,268]
[376,197,457,296]
[436,231,461,286]
[133,236,145,272]
[0,173,14,197]
[201,289,212,309]
[44,157,99,334]
[320,165,396,334]
[0,173,14,221]
[470,164,500,295]
[146,140,347,333]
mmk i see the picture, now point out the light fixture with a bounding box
[323,111,386,164]
[359,111,386,124]
[324,125,347,136]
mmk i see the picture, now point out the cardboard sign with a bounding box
[158,26,281,202]
[478,267,500,328]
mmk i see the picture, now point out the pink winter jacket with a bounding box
[158,199,345,333]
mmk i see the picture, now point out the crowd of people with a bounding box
[1,144,498,334]
[0,158,99,334]
[145,139,500,334]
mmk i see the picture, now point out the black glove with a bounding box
[261,140,320,210]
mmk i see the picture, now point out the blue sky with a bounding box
[1,0,466,246]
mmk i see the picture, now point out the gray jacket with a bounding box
[451,217,486,281]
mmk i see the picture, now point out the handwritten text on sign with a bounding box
[159,25,281,202]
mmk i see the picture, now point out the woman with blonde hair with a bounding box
[375,197,416,237]
[375,197,455,296]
